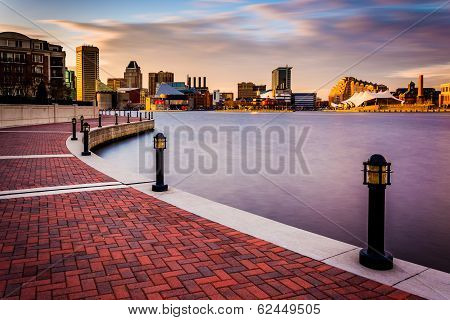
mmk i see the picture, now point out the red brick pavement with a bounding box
[0,157,115,191]
[0,132,70,156]
[0,119,421,300]
[0,188,420,300]
[0,116,140,156]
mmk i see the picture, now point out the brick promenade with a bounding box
[0,117,421,300]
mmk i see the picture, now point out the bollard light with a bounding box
[79,115,84,133]
[115,112,118,125]
[140,112,142,122]
[145,112,148,119]
[151,112,154,119]
[152,133,168,192]
[71,118,78,141]
[127,112,130,123]
[360,154,393,270]
[98,113,102,128]
[81,122,91,156]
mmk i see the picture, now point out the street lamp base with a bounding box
[359,248,393,270]
[152,184,168,192]
[81,151,91,156]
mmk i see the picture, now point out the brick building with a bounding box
[0,31,66,98]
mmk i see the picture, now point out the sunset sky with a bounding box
[1,0,449,99]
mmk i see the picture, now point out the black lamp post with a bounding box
[71,118,78,141]
[127,112,130,123]
[152,133,168,192]
[360,154,393,270]
[98,113,102,128]
[81,122,91,156]
[79,115,84,133]
[115,112,118,125]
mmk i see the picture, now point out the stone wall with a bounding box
[89,120,154,150]
[0,104,98,128]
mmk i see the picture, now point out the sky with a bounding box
[1,0,449,99]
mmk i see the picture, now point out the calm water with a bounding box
[96,112,450,272]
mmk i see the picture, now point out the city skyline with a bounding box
[0,0,449,99]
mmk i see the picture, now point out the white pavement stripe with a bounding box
[0,154,74,160]
[0,184,129,200]
[0,181,122,197]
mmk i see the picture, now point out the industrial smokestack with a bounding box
[193,77,197,88]
[187,75,191,88]
[418,74,424,98]
[198,77,201,88]
[203,77,206,88]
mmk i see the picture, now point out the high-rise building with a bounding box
[76,45,99,101]
[0,31,66,98]
[237,82,266,99]
[124,61,142,88]
[107,78,125,91]
[148,71,174,96]
[272,66,292,96]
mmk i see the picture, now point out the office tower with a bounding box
[107,78,126,91]
[272,65,292,96]
[124,61,142,88]
[148,71,174,96]
[76,45,99,101]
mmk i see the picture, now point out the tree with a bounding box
[36,80,48,104]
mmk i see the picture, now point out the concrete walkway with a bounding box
[0,117,422,299]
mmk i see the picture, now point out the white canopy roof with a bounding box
[341,90,403,107]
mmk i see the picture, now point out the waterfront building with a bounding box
[213,90,220,106]
[64,69,76,100]
[272,66,292,96]
[221,92,234,101]
[140,88,148,105]
[394,75,440,105]
[0,31,66,98]
[148,71,174,96]
[328,77,387,104]
[237,82,266,100]
[96,80,115,110]
[167,82,188,90]
[147,83,188,110]
[107,78,125,91]
[76,45,99,101]
[124,61,142,89]
[292,93,317,109]
[117,87,140,108]
[439,83,450,108]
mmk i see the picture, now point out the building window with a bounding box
[16,65,24,73]
[4,52,14,62]
[33,42,43,50]
[14,53,25,63]
[33,54,43,63]
[33,65,43,74]
[15,40,22,48]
